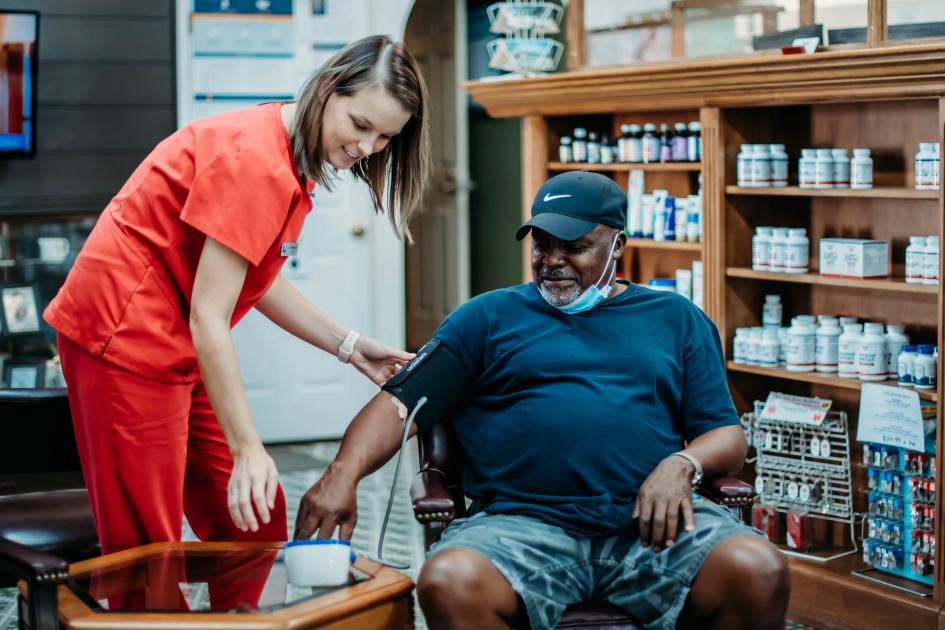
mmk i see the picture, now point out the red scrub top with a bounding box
[44,103,313,383]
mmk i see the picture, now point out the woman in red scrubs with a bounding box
[43,35,430,555]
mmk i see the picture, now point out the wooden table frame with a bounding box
[23,541,414,629]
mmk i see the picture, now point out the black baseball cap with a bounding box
[516,171,627,241]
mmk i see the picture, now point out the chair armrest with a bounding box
[698,477,757,508]
[0,538,68,585]
[411,467,457,523]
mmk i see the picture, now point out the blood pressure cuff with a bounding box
[381,339,474,433]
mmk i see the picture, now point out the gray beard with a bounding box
[538,280,582,307]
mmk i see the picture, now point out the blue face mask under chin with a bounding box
[541,235,620,314]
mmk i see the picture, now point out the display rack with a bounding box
[465,43,945,629]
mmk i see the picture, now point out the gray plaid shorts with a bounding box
[428,495,762,630]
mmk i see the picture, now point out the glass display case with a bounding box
[0,215,97,388]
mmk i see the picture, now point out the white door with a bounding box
[404,0,471,350]
[233,179,381,443]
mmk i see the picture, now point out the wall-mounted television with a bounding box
[0,10,38,157]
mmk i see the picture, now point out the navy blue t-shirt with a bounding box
[433,281,738,537]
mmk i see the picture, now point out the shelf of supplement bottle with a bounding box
[725,185,939,199]
[625,238,701,252]
[726,361,938,401]
[548,162,702,173]
[726,268,939,295]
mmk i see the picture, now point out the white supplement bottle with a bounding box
[587,132,601,164]
[759,329,780,368]
[851,148,873,189]
[832,148,850,188]
[748,327,765,365]
[798,149,816,188]
[906,235,927,284]
[642,123,659,163]
[786,319,816,372]
[769,144,788,187]
[814,149,834,188]
[916,142,937,190]
[769,228,789,272]
[838,323,862,379]
[762,294,782,329]
[737,145,753,187]
[752,226,773,271]
[572,128,588,163]
[816,317,842,373]
[898,344,917,386]
[885,324,910,380]
[752,144,771,187]
[858,322,887,381]
[785,228,809,274]
[923,235,939,285]
[628,124,643,163]
[778,327,789,366]
[913,345,937,390]
[558,136,573,163]
[687,121,701,162]
[733,327,752,364]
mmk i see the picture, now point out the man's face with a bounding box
[531,224,625,307]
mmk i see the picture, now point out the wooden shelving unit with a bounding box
[466,42,945,629]
[727,361,939,401]
[626,238,701,252]
[549,161,701,172]
[726,267,939,294]
[725,185,939,199]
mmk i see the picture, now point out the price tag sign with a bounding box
[856,384,924,452]
[759,392,832,425]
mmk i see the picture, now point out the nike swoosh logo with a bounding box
[543,193,571,201]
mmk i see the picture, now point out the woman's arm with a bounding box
[256,275,414,384]
[190,237,278,533]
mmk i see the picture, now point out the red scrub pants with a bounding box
[58,334,288,556]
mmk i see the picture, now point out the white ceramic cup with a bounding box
[284,539,355,587]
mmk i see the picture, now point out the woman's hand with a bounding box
[633,455,697,552]
[228,442,280,533]
[349,335,415,386]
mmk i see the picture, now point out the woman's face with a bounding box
[321,85,412,169]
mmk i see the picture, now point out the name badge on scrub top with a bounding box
[281,242,298,257]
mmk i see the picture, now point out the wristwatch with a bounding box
[671,451,704,489]
[337,330,361,364]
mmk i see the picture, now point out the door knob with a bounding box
[351,224,366,237]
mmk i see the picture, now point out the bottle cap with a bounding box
[788,228,807,236]
[688,121,701,132]
[853,148,871,156]
[831,148,848,158]
[573,127,587,138]
[765,294,780,303]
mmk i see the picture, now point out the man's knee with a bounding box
[715,536,790,607]
[417,547,494,611]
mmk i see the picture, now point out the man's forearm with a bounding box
[255,276,348,355]
[682,424,748,477]
[329,392,419,481]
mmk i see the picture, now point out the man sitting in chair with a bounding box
[294,171,789,630]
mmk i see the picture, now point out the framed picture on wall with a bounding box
[4,361,43,388]
[1,285,41,335]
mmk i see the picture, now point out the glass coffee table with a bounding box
[51,541,414,629]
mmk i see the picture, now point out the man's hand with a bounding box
[294,462,359,540]
[633,455,697,552]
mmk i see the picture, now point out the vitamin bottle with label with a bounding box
[858,322,887,381]
[572,128,588,163]
[762,294,782,329]
[687,121,701,162]
[786,319,816,372]
[798,149,817,188]
[906,235,927,284]
[914,345,937,390]
[733,327,752,364]
[558,136,573,163]
[885,324,910,380]
[628,124,643,163]
[752,226,773,271]
[851,148,873,189]
[923,235,939,285]
[915,142,937,190]
[587,132,601,164]
[769,144,788,187]
[659,124,673,163]
[748,328,764,365]
[737,145,753,187]
[672,123,689,161]
[816,317,841,373]
[641,124,658,163]
[814,149,834,188]
[838,323,862,379]
[759,329,780,368]
[832,148,850,188]
[898,344,917,386]
[769,228,789,272]
[785,228,809,274]
[617,125,632,162]
[752,144,771,187]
